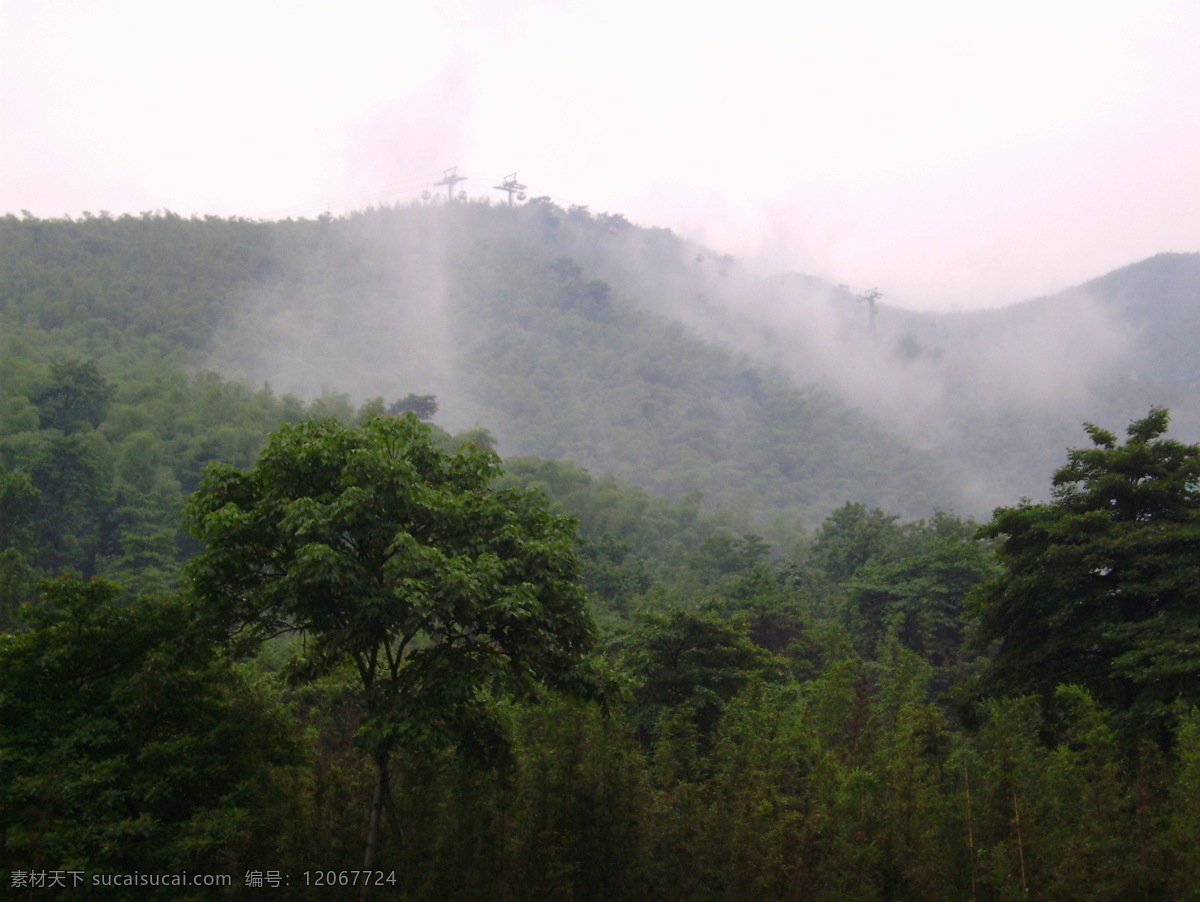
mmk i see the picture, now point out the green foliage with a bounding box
[185,413,599,874]
[687,532,771,586]
[6,209,1200,898]
[619,607,781,751]
[29,358,115,434]
[1166,708,1200,893]
[0,467,39,557]
[186,413,597,755]
[1039,686,1135,899]
[0,349,411,599]
[808,502,900,584]
[844,511,999,670]
[0,548,39,631]
[972,409,1200,744]
[958,687,1174,901]
[499,699,650,902]
[500,457,710,555]
[777,504,996,692]
[0,578,296,896]
[386,392,438,420]
[0,211,271,351]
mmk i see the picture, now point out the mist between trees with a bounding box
[2,208,1199,900]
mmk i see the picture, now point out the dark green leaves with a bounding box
[185,413,597,759]
[0,579,295,885]
[972,409,1200,744]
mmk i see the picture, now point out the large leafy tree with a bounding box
[842,512,999,670]
[620,607,780,753]
[184,413,596,875]
[971,408,1200,743]
[0,579,295,896]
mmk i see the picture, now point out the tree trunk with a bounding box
[360,755,389,902]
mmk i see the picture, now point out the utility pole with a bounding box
[859,288,881,335]
[493,173,527,207]
[434,166,468,202]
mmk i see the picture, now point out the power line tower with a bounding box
[859,288,881,334]
[493,173,527,207]
[434,166,468,202]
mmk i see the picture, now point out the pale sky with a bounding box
[2,0,1198,310]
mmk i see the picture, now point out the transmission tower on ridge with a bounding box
[493,173,527,207]
[859,288,881,334]
[435,167,468,202]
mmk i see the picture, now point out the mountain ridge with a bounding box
[3,206,1196,524]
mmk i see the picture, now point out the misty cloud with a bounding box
[205,210,476,430]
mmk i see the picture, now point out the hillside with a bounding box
[0,206,956,527]
[948,253,1200,385]
[5,205,1195,525]
[674,250,1200,510]
[6,208,1200,901]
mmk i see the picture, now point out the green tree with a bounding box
[971,409,1200,744]
[0,468,40,627]
[386,393,438,421]
[1165,708,1200,895]
[28,430,115,576]
[29,359,114,434]
[1039,685,1136,900]
[620,607,780,753]
[844,512,997,670]
[184,414,596,881]
[0,578,295,898]
[808,502,900,585]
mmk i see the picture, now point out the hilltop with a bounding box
[668,248,1200,510]
[3,204,1196,525]
[0,204,956,528]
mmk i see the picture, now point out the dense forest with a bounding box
[2,207,1199,900]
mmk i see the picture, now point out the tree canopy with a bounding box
[5,207,1200,898]
[184,413,597,873]
[0,578,295,894]
[972,408,1200,743]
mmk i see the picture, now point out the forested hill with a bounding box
[897,252,1200,507]
[672,249,1200,511]
[944,252,1200,385]
[0,206,955,524]
[7,210,1200,902]
[5,205,1195,526]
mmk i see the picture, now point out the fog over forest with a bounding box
[200,199,1200,518]
[3,192,1200,902]
[6,2,1200,896]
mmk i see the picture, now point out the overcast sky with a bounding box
[2,0,1198,310]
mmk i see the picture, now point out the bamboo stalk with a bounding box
[1013,790,1028,897]
[964,765,977,902]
